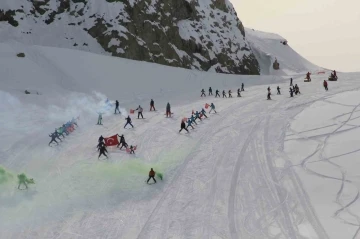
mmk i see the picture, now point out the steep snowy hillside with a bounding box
[2,42,360,238]
[246,28,322,75]
[0,0,259,74]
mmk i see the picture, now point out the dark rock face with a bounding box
[0,0,259,74]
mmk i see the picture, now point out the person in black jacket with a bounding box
[179,120,189,133]
[150,99,155,111]
[115,100,121,114]
[98,144,108,159]
[208,87,213,96]
[215,90,220,98]
[277,86,281,95]
[124,115,134,128]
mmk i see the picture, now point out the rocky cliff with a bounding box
[0,0,259,74]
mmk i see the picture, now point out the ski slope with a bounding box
[1,41,360,239]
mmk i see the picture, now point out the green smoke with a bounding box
[0,166,14,185]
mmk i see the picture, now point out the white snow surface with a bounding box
[246,28,323,76]
[1,40,360,239]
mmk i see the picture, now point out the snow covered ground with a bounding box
[1,40,360,239]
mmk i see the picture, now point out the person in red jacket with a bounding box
[323,80,328,91]
[147,168,156,184]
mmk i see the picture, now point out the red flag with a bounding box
[104,135,119,146]
[205,103,210,109]
[130,109,135,114]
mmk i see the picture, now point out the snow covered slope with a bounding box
[2,42,360,238]
[0,0,259,74]
[246,28,322,75]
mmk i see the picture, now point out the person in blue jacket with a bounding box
[195,111,202,121]
[187,118,195,129]
[190,114,197,125]
[209,103,217,114]
[201,108,208,118]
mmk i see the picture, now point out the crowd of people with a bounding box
[48,118,78,146]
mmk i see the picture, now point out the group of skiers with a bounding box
[179,103,216,133]
[97,134,136,159]
[201,84,245,98]
[48,118,78,146]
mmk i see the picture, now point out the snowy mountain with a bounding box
[0,0,260,74]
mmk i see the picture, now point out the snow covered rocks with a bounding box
[0,0,259,74]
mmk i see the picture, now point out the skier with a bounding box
[208,87,213,96]
[147,168,156,184]
[124,115,134,128]
[267,87,271,100]
[99,135,104,143]
[215,89,220,98]
[190,114,198,125]
[115,100,121,114]
[306,72,311,82]
[195,111,202,121]
[17,174,34,190]
[237,88,241,97]
[187,118,195,129]
[222,90,227,98]
[323,80,328,91]
[179,119,189,133]
[53,130,62,142]
[166,102,172,118]
[98,144,108,159]
[209,103,217,114]
[201,108,208,118]
[277,86,281,95]
[97,113,102,125]
[290,78,293,86]
[228,90,233,98]
[201,89,206,97]
[241,83,245,91]
[129,145,135,154]
[150,99,155,111]
[62,124,69,135]
[136,105,144,119]
[295,84,301,94]
[333,70,337,78]
[48,133,59,146]
[289,87,294,97]
[97,140,105,151]
[56,128,65,139]
[117,134,125,148]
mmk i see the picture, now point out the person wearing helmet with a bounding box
[147,168,157,184]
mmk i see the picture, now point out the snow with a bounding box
[246,28,323,76]
[1,22,360,239]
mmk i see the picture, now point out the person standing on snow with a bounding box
[97,113,103,125]
[97,140,105,151]
[48,133,59,146]
[267,87,271,100]
[323,80,328,91]
[129,145,135,154]
[179,120,189,133]
[98,135,104,143]
[190,114,198,125]
[124,115,134,128]
[295,84,301,94]
[241,83,245,91]
[136,105,144,119]
[228,90,233,98]
[57,128,66,139]
[290,78,293,86]
[289,87,294,97]
[222,90,227,98]
[306,72,311,82]
[150,99,156,111]
[98,144,108,159]
[115,100,121,114]
[201,108,208,118]
[147,168,156,184]
[116,134,125,148]
[237,88,241,97]
[195,111,202,121]
[215,89,220,98]
[209,87,213,96]
[201,89,206,97]
[187,118,195,129]
[166,102,172,117]
[209,103,217,114]
[277,86,281,95]
[53,130,62,142]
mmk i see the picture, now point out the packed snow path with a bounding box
[2,72,360,238]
